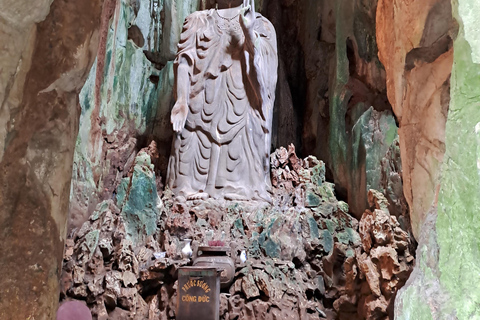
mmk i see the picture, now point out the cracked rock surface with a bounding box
[61,145,415,319]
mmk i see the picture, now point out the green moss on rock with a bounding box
[435,1,480,316]
[396,0,480,318]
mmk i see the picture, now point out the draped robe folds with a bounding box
[167,8,278,201]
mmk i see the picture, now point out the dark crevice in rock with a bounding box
[149,74,160,85]
[127,25,145,48]
[347,38,356,76]
[143,51,166,70]
[405,35,452,71]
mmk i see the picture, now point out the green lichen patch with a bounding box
[117,151,159,244]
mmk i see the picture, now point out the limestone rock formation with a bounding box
[376,0,454,238]
[394,0,480,318]
[350,108,407,224]
[69,0,202,230]
[61,199,166,319]
[62,146,415,319]
[0,0,103,318]
[116,146,161,244]
[258,0,407,222]
[353,191,415,319]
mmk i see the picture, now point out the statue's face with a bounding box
[216,0,243,8]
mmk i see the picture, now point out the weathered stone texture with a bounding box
[260,0,405,221]
[69,0,201,230]
[0,0,103,318]
[395,0,480,318]
[376,0,454,238]
[0,0,54,161]
[116,146,160,244]
[62,146,415,319]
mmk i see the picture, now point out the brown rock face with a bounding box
[353,191,415,319]
[0,0,103,318]
[62,146,382,319]
[260,0,409,224]
[56,301,92,320]
[376,0,454,238]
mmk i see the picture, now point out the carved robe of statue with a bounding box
[167,6,278,201]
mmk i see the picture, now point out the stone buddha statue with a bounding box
[166,0,278,201]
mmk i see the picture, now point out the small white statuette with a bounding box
[181,239,192,259]
[240,250,247,264]
[206,229,214,244]
[153,252,166,259]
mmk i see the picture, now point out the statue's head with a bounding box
[216,0,243,9]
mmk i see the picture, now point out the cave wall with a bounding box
[69,0,201,230]
[70,0,408,230]
[394,0,480,317]
[376,0,453,239]
[260,0,407,223]
[0,0,103,318]
[2,0,478,317]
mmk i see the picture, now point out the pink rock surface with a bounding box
[57,301,92,320]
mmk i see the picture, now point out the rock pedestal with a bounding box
[61,146,415,320]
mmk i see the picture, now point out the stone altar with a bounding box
[167,0,278,201]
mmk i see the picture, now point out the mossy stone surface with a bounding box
[435,1,480,316]
[396,0,480,318]
[117,151,159,244]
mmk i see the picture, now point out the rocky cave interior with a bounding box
[0,0,479,319]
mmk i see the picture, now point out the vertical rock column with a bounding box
[376,0,454,238]
[395,0,480,318]
[0,0,103,318]
[326,0,400,218]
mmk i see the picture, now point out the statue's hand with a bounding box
[240,0,256,41]
[171,100,188,133]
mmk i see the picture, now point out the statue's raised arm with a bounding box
[167,0,278,202]
[239,0,277,166]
